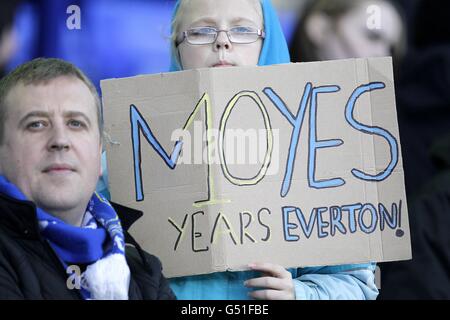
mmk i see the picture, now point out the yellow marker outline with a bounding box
[218,91,273,186]
[182,93,231,208]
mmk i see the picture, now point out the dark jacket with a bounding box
[396,45,450,200]
[0,193,176,300]
[379,136,450,299]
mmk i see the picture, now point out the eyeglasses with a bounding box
[176,26,265,46]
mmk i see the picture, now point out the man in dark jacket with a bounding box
[0,57,176,300]
[378,135,450,299]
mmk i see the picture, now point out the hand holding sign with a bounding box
[101,58,411,277]
[245,262,295,300]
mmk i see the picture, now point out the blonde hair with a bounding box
[171,0,264,69]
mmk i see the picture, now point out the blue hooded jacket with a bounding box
[168,0,379,300]
[169,0,290,71]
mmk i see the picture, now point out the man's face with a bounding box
[0,76,102,219]
[177,0,263,69]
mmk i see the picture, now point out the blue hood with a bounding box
[169,0,290,71]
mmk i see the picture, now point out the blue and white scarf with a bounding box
[0,175,130,300]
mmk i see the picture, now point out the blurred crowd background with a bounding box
[1,0,449,299]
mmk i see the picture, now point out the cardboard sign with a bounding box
[101,58,411,278]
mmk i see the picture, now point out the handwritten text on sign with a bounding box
[101,59,411,277]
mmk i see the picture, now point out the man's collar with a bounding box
[110,202,143,231]
[0,193,143,237]
[0,192,42,239]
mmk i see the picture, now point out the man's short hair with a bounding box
[0,57,103,143]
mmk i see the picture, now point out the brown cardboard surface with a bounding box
[101,58,411,277]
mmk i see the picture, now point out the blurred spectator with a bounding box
[378,1,450,299]
[0,1,20,77]
[289,0,406,65]
[378,136,450,299]
[5,0,176,90]
[393,0,450,199]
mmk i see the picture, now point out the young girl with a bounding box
[168,0,379,300]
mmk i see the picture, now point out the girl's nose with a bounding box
[214,30,232,51]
